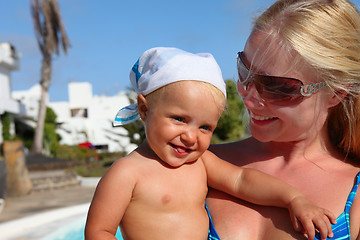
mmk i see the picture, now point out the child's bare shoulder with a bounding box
[100,149,146,183]
[112,149,144,165]
[200,150,221,163]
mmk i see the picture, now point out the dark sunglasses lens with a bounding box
[237,56,250,84]
[256,76,304,104]
[237,51,304,105]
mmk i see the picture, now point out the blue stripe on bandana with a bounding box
[132,58,141,86]
[113,103,140,126]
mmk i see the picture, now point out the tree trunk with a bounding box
[31,54,51,154]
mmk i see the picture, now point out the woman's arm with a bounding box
[202,150,336,240]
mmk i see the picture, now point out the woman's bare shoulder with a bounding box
[209,137,261,163]
[210,137,258,151]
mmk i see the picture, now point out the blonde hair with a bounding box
[145,80,226,117]
[253,0,360,161]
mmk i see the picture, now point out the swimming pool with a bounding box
[0,203,123,240]
[41,216,123,240]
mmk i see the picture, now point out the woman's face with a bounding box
[240,31,334,143]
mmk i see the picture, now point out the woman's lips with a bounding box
[251,114,278,125]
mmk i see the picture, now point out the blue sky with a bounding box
[2,0,277,102]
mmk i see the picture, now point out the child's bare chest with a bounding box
[131,160,208,210]
[120,160,209,240]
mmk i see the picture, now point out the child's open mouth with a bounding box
[169,143,192,156]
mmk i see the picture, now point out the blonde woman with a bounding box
[207,0,360,239]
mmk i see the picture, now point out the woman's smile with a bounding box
[250,112,278,125]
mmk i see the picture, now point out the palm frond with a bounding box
[50,0,70,53]
[30,0,70,56]
[30,0,45,54]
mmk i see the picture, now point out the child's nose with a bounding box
[180,128,196,145]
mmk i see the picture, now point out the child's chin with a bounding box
[165,158,197,168]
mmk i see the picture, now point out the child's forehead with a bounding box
[166,80,203,88]
[148,80,225,110]
[158,80,218,95]
[146,81,199,99]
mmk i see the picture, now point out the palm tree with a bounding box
[30,0,70,155]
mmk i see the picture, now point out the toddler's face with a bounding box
[144,81,223,167]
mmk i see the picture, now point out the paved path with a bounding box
[0,185,96,223]
[0,183,98,240]
[0,167,101,239]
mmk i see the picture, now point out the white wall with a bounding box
[68,82,92,109]
[0,42,24,116]
[12,85,45,120]
[0,42,24,143]
[46,82,137,154]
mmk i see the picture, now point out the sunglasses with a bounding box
[237,51,326,105]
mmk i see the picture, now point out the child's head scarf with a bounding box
[113,47,226,126]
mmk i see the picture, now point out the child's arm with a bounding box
[202,150,336,240]
[84,157,136,240]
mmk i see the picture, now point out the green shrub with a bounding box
[43,107,60,156]
[56,145,98,163]
[73,161,108,177]
[1,113,12,141]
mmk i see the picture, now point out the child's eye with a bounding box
[174,116,184,122]
[200,125,211,131]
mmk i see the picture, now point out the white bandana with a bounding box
[113,47,226,126]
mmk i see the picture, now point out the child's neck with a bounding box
[136,139,164,162]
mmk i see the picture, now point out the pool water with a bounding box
[41,217,123,240]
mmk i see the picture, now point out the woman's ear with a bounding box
[328,89,348,108]
[137,94,148,121]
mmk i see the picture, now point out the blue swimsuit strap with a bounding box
[344,172,360,229]
[314,172,360,240]
[205,203,221,240]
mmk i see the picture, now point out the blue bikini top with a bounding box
[206,172,360,240]
[315,172,360,240]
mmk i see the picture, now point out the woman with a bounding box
[207,0,360,239]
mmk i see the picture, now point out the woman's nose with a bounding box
[237,81,265,108]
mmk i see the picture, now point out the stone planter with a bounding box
[0,158,6,199]
[3,141,32,197]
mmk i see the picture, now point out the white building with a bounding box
[11,84,45,128]
[0,42,26,143]
[49,82,137,153]
[1,41,137,154]
[12,82,137,154]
